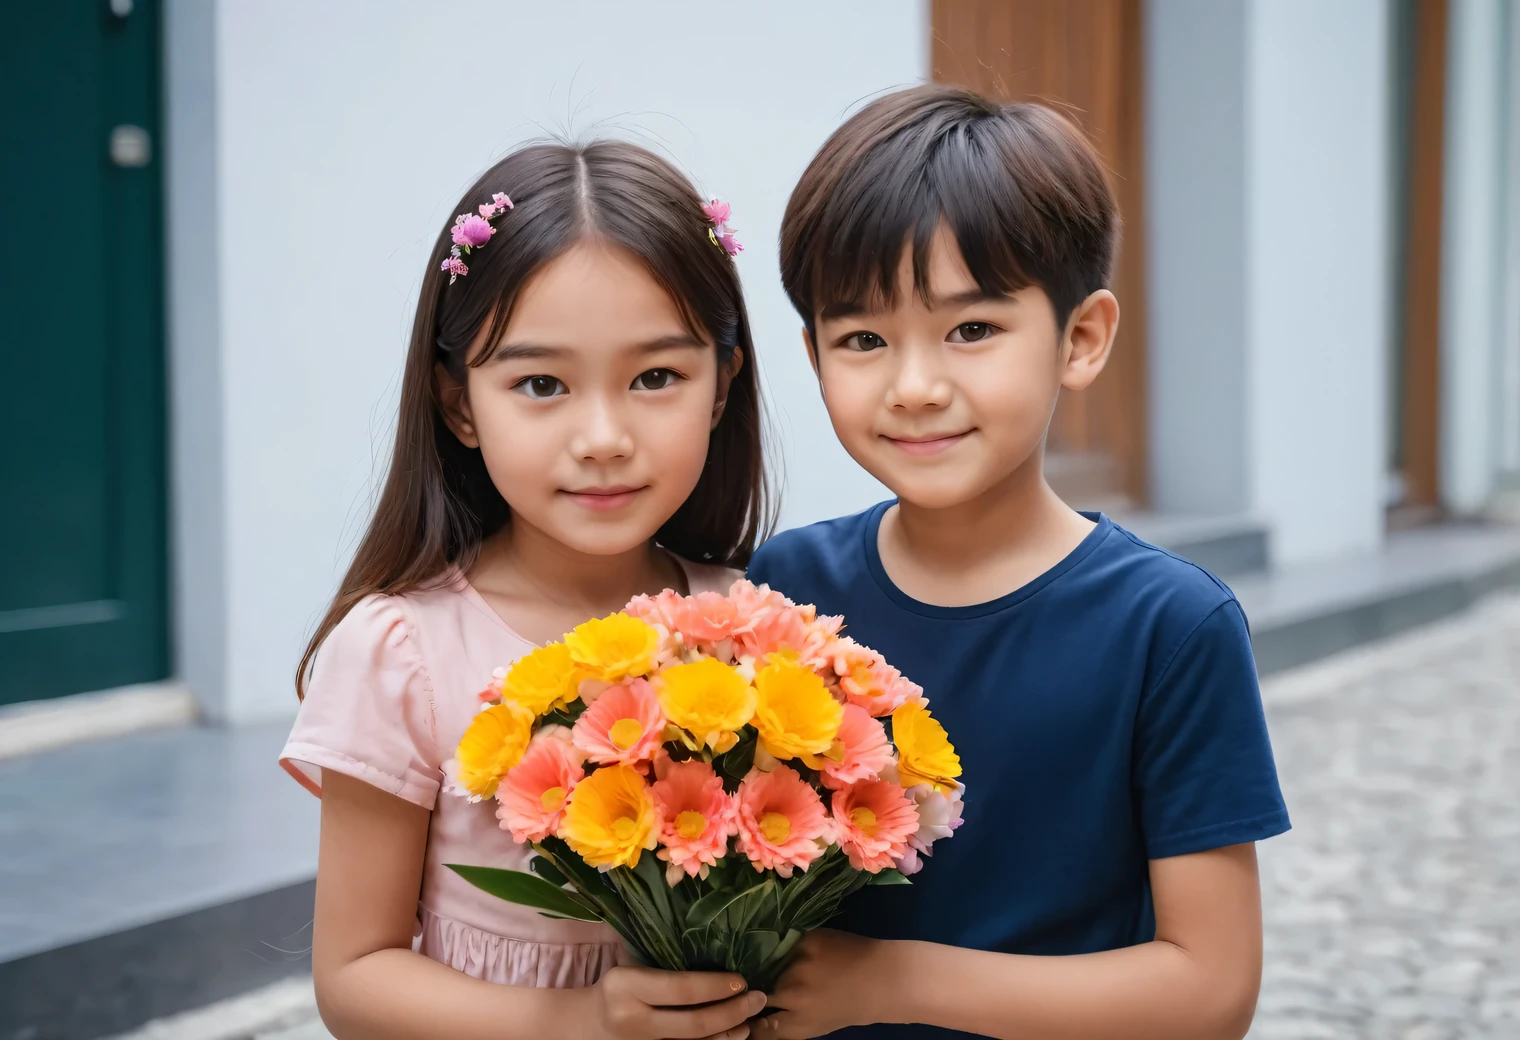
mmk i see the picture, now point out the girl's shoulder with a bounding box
[676,556,742,597]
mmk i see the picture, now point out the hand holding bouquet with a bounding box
[443,580,964,990]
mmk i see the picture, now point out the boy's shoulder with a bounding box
[747,505,878,589]
[1099,519,1242,618]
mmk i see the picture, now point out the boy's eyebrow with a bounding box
[486,334,706,364]
[818,289,1014,323]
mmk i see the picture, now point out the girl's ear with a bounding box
[711,347,745,430]
[435,362,480,448]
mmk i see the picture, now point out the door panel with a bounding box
[0,2,168,703]
[931,0,1149,507]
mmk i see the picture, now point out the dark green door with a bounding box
[0,2,168,705]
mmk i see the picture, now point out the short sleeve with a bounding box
[1134,599,1290,859]
[280,595,442,809]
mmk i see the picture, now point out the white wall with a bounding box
[168,0,923,723]
[1144,0,1250,517]
[1244,0,1389,564]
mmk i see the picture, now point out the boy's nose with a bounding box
[886,348,954,411]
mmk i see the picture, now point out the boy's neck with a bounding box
[880,446,1097,608]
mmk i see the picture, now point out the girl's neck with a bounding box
[466,520,685,642]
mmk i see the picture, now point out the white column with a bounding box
[1243,0,1390,564]
[1499,2,1520,484]
[1440,0,1508,514]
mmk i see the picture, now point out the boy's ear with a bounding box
[711,347,745,429]
[1060,289,1120,392]
[435,362,480,448]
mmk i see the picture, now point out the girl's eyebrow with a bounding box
[486,334,706,364]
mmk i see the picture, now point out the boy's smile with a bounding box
[809,224,1111,513]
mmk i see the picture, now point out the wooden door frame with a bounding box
[930,0,1150,508]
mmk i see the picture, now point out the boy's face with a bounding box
[808,227,1114,511]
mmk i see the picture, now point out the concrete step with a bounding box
[5,522,1520,1039]
[1112,511,1270,577]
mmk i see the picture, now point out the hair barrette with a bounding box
[441,192,514,284]
[702,199,743,258]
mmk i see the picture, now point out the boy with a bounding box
[747,86,1289,1039]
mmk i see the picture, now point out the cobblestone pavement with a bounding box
[1248,594,1520,1040]
[116,596,1520,1040]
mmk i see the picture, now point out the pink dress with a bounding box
[280,561,739,987]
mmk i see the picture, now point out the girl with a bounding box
[281,141,772,1040]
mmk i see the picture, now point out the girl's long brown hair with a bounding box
[298,140,772,698]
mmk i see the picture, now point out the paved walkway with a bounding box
[114,595,1520,1040]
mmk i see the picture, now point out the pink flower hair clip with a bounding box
[441,191,514,284]
[702,199,743,258]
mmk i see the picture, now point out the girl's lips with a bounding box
[882,431,972,456]
[562,486,646,511]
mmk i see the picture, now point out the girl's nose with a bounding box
[569,396,635,461]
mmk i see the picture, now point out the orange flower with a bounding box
[651,760,737,885]
[495,726,585,842]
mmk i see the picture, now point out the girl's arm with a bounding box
[760,842,1263,1040]
[313,771,765,1040]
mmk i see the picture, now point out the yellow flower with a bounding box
[656,657,757,750]
[753,658,843,761]
[892,701,961,792]
[502,643,581,716]
[448,701,534,800]
[564,614,660,682]
[560,764,657,870]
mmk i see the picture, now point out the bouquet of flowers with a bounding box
[443,580,964,991]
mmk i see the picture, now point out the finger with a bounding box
[648,990,767,1039]
[626,966,750,1007]
[700,1025,751,1040]
[750,1010,798,1038]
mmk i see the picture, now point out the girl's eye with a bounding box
[513,375,567,400]
[633,368,681,391]
[841,332,887,352]
[948,322,999,344]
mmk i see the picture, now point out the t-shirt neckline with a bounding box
[861,501,1114,619]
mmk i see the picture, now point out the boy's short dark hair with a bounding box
[780,85,1119,334]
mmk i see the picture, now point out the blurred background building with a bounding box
[3,2,1518,1038]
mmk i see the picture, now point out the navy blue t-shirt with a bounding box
[747,504,1289,1040]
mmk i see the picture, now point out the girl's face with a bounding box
[446,241,731,557]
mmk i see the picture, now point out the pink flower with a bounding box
[702,199,732,227]
[895,780,965,875]
[625,588,685,633]
[494,726,585,843]
[571,678,665,767]
[735,766,829,877]
[492,192,514,210]
[651,760,738,885]
[452,213,494,248]
[817,704,895,789]
[829,637,923,717]
[672,591,740,645]
[716,232,743,257]
[830,779,920,873]
[442,255,468,280]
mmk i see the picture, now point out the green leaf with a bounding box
[868,868,912,886]
[529,855,569,887]
[445,864,603,922]
[735,929,781,973]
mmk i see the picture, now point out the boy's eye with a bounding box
[948,322,999,343]
[841,332,887,352]
[513,375,567,400]
[633,368,681,391]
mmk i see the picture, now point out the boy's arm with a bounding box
[762,841,1263,1040]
